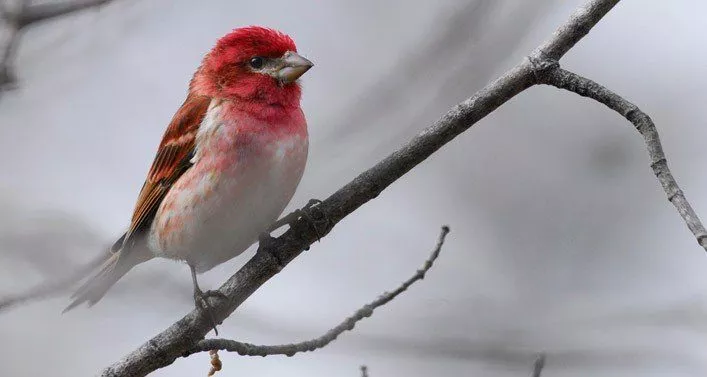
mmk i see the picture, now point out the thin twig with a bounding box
[534,63,707,250]
[0,23,19,90]
[532,354,546,377]
[534,0,619,60]
[0,0,24,90]
[14,0,111,28]
[0,0,112,93]
[100,1,621,376]
[183,226,450,358]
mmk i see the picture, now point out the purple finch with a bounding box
[65,27,313,323]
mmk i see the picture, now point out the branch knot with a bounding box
[527,52,560,84]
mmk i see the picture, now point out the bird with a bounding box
[64,26,314,329]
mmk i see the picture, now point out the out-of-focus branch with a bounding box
[360,365,369,377]
[100,1,622,376]
[0,249,111,312]
[532,60,707,251]
[0,21,19,90]
[325,0,497,142]
[0,0,26,90]
[532,354,546,377]
[0,0,112,91]
[182,226,449,358]
[1,0,110,29]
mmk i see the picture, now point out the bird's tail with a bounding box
[63,243,149,312]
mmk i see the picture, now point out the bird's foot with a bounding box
[258,199,328,269]
[267,199,328,248]
[202,289,228,300]
[193,288,225,336]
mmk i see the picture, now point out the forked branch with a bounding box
[102,0,707,375]
[101,1,630,376]
[0,0,112,91]
[531,59,707,250]
[532,354,546,377]
[183,226,449,358]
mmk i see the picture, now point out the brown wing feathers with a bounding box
[122,93,211,245]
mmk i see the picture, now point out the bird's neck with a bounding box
[224,97,302,124]
[216,98,307,137]
[189,73,302,123]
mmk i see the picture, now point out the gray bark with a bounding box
[103,1,648,376]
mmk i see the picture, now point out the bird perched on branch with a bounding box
[64,27,314,331]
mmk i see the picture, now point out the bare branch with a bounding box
[100,1,621,376]
[533,62,707,250]
[0,1,9,20]
[534,0,619,60]
[0,0,28,22]
[0,23,20,90]
[360,365,369,377]
[532,354,546,377]
[0,0,113,94]
[324,0,498,142]
[11,0,111,28]
[182,226,449,358]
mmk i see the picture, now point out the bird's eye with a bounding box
[248,56,265,69]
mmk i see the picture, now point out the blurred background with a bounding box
[1,0,707,376]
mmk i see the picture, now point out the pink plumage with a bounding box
[65,26,313,313]
[149,99,308,272]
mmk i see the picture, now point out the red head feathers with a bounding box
[190,26,312,113]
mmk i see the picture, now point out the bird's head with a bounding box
[191,26,313,111]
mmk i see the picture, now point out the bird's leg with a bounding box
[190,264,226,335]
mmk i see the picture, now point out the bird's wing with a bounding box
[122,93,211,245]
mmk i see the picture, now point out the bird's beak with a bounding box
[275,51,313,84]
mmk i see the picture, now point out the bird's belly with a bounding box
[148,141,306,272]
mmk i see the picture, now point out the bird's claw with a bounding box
[202,290,228,300]
[259,199,328,262]
[301,199,325,241]
[303,198,323,209]
[267,199,326,232]
[267,198,327,241]
[303,199,328,242]
[194,288,224,335]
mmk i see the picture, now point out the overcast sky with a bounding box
[2,0,707,376]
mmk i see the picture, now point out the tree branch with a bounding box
[0,0,112,93]
[100,1,624,375]
[532,354,546,377]
[534,0,619,60]
[182,226,449,358]
[8,0,111,28]
[0,21,20,90]
[532,61,707,250]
